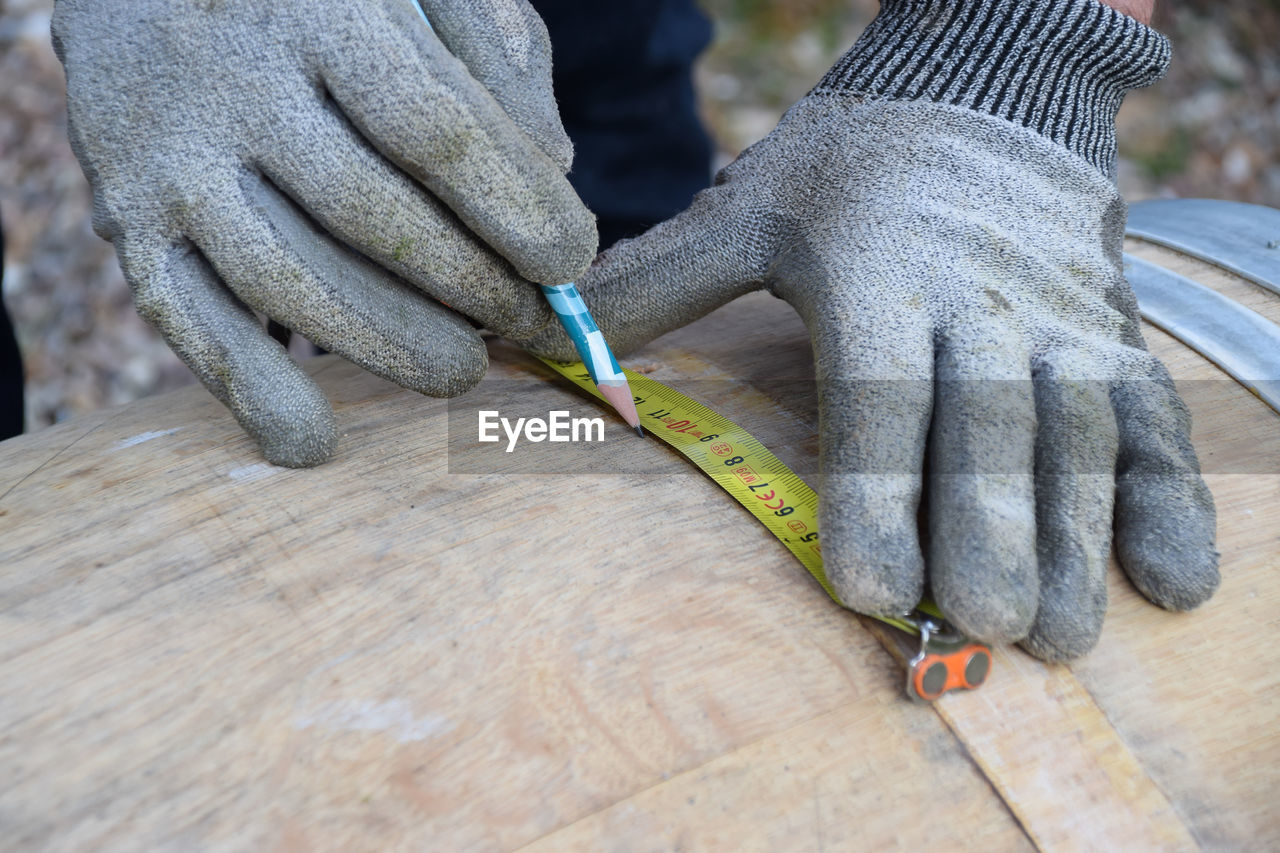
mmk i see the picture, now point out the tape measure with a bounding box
[539,358,992,701]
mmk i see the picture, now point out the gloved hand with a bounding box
[521,0,1219,659]
[52,0,596,467]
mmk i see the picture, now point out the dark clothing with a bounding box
[534,0,714,248]
[1,213,24,439]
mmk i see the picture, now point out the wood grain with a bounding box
[1,243,1277,850]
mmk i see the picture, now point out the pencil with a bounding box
[407,4,640,435]
[539,283,644,436]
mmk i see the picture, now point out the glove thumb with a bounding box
[520,180,772,359]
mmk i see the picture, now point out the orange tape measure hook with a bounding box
[900,610,993,702]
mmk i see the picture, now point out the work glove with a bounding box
[522,0,1219,660]
[52,0,596,466]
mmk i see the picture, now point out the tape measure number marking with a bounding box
[539,358,990,701]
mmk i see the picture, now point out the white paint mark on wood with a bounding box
[294,699,456,743]
[227,463,277,483]
[113,428,180,450]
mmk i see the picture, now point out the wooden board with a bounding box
[1,241,1277,850]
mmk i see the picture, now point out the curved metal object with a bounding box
[1126,199,1280,296]
[1125,253,1280,413]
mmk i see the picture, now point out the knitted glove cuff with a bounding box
[813,0,1171,176]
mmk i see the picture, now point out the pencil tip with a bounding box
[634,425,645,438]
[597,382,643,437]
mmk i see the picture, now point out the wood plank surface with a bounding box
[1,241,1277,851]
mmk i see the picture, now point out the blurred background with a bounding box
[1,0,1277,434]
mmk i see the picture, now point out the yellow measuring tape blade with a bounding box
[539,358,923,636]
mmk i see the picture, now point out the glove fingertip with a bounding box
[231,381,338,468]
[250,406,338,469]
[516,109,574,174]
[1116,475,1220,612]
[934,578,1038,646]
[828,563,922,621]
[819,473,926,618]
[929,503,1039,644]
[514,202,598,286]
[545,130,574,175]
[1018,597,1105,662]
[1019,630,1101,664]
[1121,537,1221,613]
[397,327,490,399]
[823,542,924,619]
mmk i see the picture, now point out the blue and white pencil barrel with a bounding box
[539,283,626,387]
[410,0,433,28]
